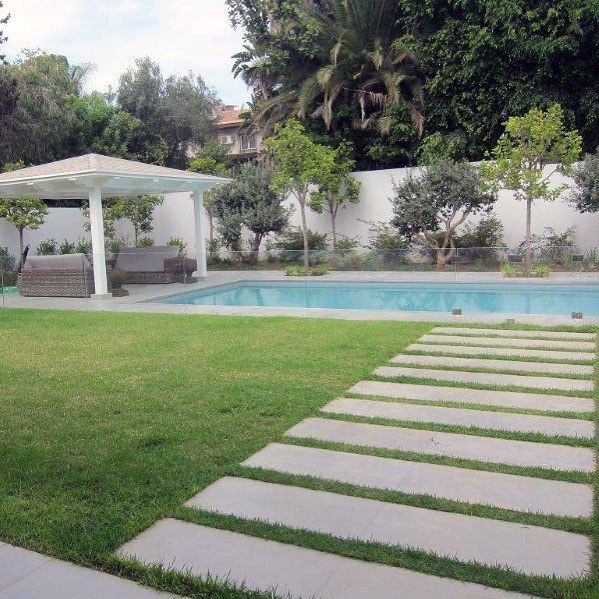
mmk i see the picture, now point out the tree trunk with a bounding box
[250,232,262,264]
[435,244,455,268]
[208,214,214,244]
[19,228,24,270]
[331,214,338,249]
[524,197,532,274]
[328,199,338,249]
[299,197,310,271]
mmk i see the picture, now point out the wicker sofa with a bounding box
[114,246,197,284]
[17,253,95,297]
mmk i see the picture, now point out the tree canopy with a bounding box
[0,52,219,169]
[266,119,336,267]
[569,150,599,214]
[227,0,599,168]
[391,160,497,267]
[482,104,581,271]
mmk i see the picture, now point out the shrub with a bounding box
[534,265,551,278]
[285,265,308,276]
[500,263,519,278]
[453,216,505,265]
[106,238,126,254]
[531,226,577,265]
[335,236,360,252]
[135,237,154,248]
[36,238,58,255]
[276,228,328,251]
[58,239,76,255]
[168,236,187,256]
[311,264,330,276]
[364,220,408,252]
[74,238,92,255]
[333,252,384,272]
[275,228,328,264]
[0,246,16,272]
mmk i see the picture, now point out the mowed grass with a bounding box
[0,309,429,565]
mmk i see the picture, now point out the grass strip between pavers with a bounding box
[173,507,596,599]
[405,347,596,365]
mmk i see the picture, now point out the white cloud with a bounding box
[2,0,250,104]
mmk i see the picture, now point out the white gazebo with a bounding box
[0,154,229,298]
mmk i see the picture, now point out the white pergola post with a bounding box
[88,187,111,298]
[192,189,208,279]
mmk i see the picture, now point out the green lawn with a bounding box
[0,309,429,595]
[0,309,596,598]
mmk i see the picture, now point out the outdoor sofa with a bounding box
[17,253,94,297]
[114,246,196,284]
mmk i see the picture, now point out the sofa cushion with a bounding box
[25,253,91,270]
[115,246,179,272]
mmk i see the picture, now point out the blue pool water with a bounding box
[154,281,599,316]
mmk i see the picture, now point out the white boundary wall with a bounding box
[1,165,598,259]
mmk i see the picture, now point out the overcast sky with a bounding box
[2,0,250,105]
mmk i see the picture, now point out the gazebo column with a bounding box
[192,189,208,279]
[88,187,111,298]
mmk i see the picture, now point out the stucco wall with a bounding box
[1,165,597,263]
[291,167,599,250]
[0,207,89,259]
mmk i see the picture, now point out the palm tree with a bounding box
[233,0,424,135]
[296,0,423,133]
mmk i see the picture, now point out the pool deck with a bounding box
[2,270,599,325]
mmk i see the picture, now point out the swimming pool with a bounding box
[154,281,599,316]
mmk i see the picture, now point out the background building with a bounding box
[216,105,263,159]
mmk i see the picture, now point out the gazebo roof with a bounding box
[0,153,229,200]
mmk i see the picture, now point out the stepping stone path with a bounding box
[119,326,596,597]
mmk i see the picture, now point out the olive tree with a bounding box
[211,161,288,257]
[391,160,496,267]
[266,119,335,268]
[569,150,599,214]
[482,105,581,272]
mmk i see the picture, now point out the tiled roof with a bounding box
[0,154,227,183]
[217,106,245,127]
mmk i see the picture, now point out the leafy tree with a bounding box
[266,119,336,268]
[188,140,233,244]
[569,150,599,214]
[391,160,496,267]
[228,0,598,168]
[310,142,360,248]
[92,109,167,164]
[211,161,288,255]
[232,0,424,138]
[417,131,469,165]
[81,194,163,245]
[188,139,232,176]
[117,195,164,244]
[0,1,8,63]
[236,162,288,253]
[397,0,599,157]
[117,57,219,167]
[0,51,92,165]
[0,162,48,267]
[482,105,581,272]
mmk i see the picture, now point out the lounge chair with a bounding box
[17,253,94,297]
[114,246,196,284]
